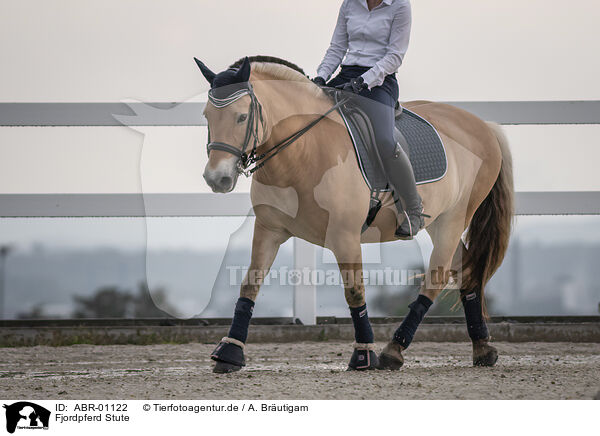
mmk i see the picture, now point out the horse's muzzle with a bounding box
[203,160,239,193]
[205,175,234,193]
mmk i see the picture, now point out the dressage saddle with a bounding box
[324,88,447,232]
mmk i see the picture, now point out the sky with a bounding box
[2,0,600,102]
[0,0,599,249]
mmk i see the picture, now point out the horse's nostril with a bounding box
[219,176,233,188]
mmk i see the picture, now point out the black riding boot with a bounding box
[381,146,424,239]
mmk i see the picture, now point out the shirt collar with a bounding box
[359,0,393,10]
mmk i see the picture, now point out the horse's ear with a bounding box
[237,57,251,82]
[194,58,216,85]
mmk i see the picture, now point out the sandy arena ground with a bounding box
[1,342,598,400]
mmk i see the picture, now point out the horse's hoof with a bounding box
[213,361,242,374]
[472,340,498,367]
[377,352,404,370]
[376,341,404,370]
[210,339,246,374]
[347,348,379,371]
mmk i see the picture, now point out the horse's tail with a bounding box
[461,122,514,317]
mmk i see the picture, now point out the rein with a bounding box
[206,83,349,176]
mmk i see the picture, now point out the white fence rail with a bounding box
[1,191,600,218]
[0,192,599,217]
[2,101,600,126]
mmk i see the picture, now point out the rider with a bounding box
[313,0,423,238]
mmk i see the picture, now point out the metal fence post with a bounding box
[293,237,316,325]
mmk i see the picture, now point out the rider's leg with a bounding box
[358,83,424,238]
[326,67,424,237]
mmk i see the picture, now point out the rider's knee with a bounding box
[377,136,398,160]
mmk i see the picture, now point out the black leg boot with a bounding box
[347,304,379,370]
[380,146,425,239]
[378,294,433,370]
[461,290,499,367]
[211,297,254,373]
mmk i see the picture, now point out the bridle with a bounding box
[206,81,349,177]
[206,82,266,176]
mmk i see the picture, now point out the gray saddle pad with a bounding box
[338,102,447,192]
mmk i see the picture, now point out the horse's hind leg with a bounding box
[453,241,498,367]
[330,233,379,370]
[379,210,466,370]
[211,221,289,374]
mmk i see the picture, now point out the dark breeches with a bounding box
[327,65,399,160]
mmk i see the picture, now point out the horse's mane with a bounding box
[230,55,306,75]
[230,55,322,97]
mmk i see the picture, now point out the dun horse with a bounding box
[196,56,514,373]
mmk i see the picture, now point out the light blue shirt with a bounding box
[317,0,412,89]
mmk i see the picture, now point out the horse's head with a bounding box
[195,57,266,193]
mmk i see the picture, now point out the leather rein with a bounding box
[206,82,348,176]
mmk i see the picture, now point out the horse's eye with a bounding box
[237,114,248,123]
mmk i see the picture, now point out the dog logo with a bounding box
[3,402,50,434]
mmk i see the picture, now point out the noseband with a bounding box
[206,82,349,176]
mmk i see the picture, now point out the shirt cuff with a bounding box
[317,68,332,82]
[360,69,380,89]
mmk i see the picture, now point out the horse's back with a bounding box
[403,100,501,163]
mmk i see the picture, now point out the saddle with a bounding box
[329,90,447,232]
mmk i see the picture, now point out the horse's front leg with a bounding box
[211,221,289,373]
[330,233,379,370]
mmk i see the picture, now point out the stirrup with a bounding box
[395,208,428,239]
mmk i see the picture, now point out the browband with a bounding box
[208,86,252,108]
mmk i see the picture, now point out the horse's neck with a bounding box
[253,76,332,133]
[252,76,341,186]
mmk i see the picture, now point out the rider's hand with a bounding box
[311,76,327,87]
[337,76,368,94]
